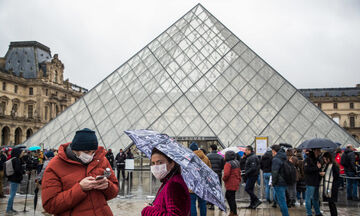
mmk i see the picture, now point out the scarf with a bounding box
[323,163,334,198]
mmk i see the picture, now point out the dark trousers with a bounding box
[328,201,337,216]
[117,166,125,180]
[225,190,237,214]
[245,176,259,205]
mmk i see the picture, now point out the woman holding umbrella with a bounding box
[142,148,190,215]
[320,152,339,216]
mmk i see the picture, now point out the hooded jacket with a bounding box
[41,142,119,216]
[7,148,24,183]
[260,151,273,173]
[342,148,356,173]
[223,151,241,191]
[194,150,212,168]
[271,150,287,187]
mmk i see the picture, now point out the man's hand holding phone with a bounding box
[94,175,109,190]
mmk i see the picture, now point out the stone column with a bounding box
[9,127,14,146]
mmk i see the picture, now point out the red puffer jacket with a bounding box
[41,142,119,216]
[222,162,241,191]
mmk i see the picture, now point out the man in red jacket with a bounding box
[41,128,119,216]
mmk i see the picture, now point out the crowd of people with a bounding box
[0,128,359,216]
[255,143,360,216]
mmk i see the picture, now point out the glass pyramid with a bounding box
[24,4,359,151]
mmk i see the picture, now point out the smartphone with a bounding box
[95,175,105,180]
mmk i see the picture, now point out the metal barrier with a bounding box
[340,174,360,180]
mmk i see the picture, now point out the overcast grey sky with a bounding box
[1,0,359,90]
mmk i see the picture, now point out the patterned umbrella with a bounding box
[124,129,226,211]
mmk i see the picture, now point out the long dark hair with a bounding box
[322,152,338,167]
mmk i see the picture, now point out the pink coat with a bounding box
[142,172,190,216]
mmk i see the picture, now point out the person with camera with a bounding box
[41,128,119,215]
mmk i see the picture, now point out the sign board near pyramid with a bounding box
[24,4,359,151]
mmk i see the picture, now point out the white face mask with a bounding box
[78,152,94,164]
[150,163,170,180]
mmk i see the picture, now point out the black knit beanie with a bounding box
[70,128,98,151]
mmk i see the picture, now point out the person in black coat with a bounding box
[5,148,25,213]
[0,148,7,198]
[115,149,126,181]
[260,150,273,203]
[304,149,322,216]
[244,145,261,209]
[206,144,224,210]
[271,145,289,216]
[321,152,339,216]
[341,144,359,200]
[105,149,115,169]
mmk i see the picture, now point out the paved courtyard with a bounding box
[1,171,359,215]
[1,194,360,216]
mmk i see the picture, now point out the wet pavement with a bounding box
[1,170,360,215]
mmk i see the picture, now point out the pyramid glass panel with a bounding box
[24,4,358,151]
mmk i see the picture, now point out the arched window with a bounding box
[1,126,10,146]
[26,128,33,139]
[15,127,23,145]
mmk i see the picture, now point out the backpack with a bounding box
[281,160,297,185]
[340,153,349,168]
[4,158,15,177]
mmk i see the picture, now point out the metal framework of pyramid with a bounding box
[24,4,359,151]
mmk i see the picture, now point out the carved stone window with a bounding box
[350,102,354,109]
[28,104,33,119]
[29,87,33,95]
[45,106,48,121]
[333,103,338,109]
[0,102,6,116]
[2,82,6,91]
[350,116,355,128]
[14,85,18,93]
